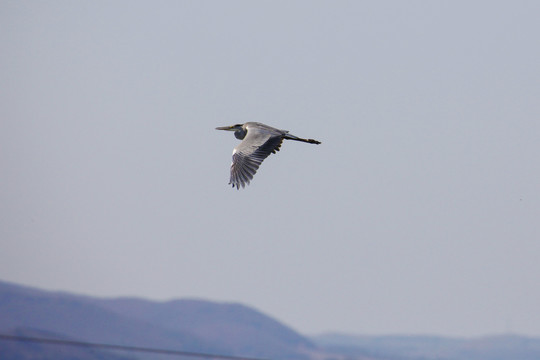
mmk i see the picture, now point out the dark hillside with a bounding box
[0,280,315,360]
[0,328,135,360]
[95,297,314,358]
[0,281,218,353]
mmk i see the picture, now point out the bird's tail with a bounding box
[283,134,321,144]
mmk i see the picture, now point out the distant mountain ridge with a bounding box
[2,279,540,360]
[92,297,313,356]
[0,280,316,360]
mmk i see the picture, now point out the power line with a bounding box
[0,333,273,360]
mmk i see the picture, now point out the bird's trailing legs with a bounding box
[283,134,321,144]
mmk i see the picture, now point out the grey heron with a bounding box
[216,122,321,189]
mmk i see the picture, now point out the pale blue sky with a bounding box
[1,1,539,337]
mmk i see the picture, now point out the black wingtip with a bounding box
[229,182,243,190]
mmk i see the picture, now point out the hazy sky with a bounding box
[1,1,539,337]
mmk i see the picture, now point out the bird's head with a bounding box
[215,124,243,131]
[216,124,247,140]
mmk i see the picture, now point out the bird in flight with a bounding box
[216,122,321,189]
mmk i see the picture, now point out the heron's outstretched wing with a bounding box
[229,126,285,189]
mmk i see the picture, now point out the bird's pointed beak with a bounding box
[216,125,236,131]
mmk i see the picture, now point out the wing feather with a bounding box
[229,127,284,189]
